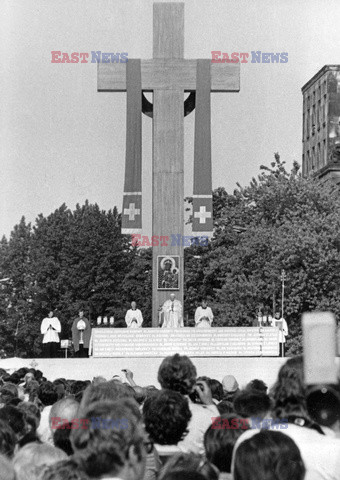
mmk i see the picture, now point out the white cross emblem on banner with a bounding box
[124,203,140,221]
[194,206,211,224]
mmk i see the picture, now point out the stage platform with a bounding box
[0,356,286,390]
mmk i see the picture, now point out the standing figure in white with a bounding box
[195,299,213,328]
[125,301,143,328]
[161,293,183,328]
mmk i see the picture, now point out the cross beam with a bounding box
[98,3,240,326]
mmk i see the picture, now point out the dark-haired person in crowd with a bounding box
[233,431,305,480]
[71,399,150,480]
[71,310,91,358]
[40,311,61,358]
[0,419,16,458]
[157,354,219,455]
[233,390,271,423]
[245,378,268,394]
[204,414,250,480]
[143,389,192,459]
[158,452,218,480]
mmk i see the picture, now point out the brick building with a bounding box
[302,65,340,184]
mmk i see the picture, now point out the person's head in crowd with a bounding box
[0,405,28,442]
[17,401,41,430]
[158,354,197,395]
[0,453,16,480]
[25,380,40,401]
[70,381,90,401]
[204,414,250,474]
[0,368,8,380]
[13,443,67,480]
[49,397,79,454]
[209,379,224,402]
[233,430,305,480]
[143,389,192,445]
[16,401,41,447]
[8,373,23,385]
[24,372,35,386]
[79,380,136,413]
[233,390,271,420]
[34,370,44,383]
[158,453,218,480]
[245,379,268,394]
[217,399,235,415]
[40,458,90,480]
[0,419,16,458]
[222,375,239,401]
[0,383,18,405]
[71,399,148,480]
[49,397,79,430]
[38,382,59,408]
[270,355,308,420]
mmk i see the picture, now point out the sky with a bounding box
[1,0,340,238]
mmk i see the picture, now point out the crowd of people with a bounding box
[0,353,338,479]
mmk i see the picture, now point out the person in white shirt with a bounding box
[157,354,219,455]
[195,300,214,328]
[125,301,143,328]
[40,310,61,358]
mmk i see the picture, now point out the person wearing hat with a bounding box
[222,375,240,402]
[71,310,91,358]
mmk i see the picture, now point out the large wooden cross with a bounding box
[98,3,240,326]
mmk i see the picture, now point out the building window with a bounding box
[307,109,310,138]
[323,139,327,164]
[307,150,310,173]
[317,143,321,169]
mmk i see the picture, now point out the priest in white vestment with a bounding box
[125,301,143,328]
[195,300,214,328]
[161,293,183,328]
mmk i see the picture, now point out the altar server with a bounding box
[195,299,214,328]
[125,301,143,328]
[40,310,61,358]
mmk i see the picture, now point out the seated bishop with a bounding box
[161,293,183,328]
[125,301,143,328]
[195,299,214,328]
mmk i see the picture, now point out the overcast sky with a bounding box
[1,0,340,238]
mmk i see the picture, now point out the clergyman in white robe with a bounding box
[125,302,143,328]
[195,301,214,328]
[161,294,183,328]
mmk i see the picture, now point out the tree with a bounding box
[185,155,340,354]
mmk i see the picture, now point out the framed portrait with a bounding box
[157,255,180,290]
